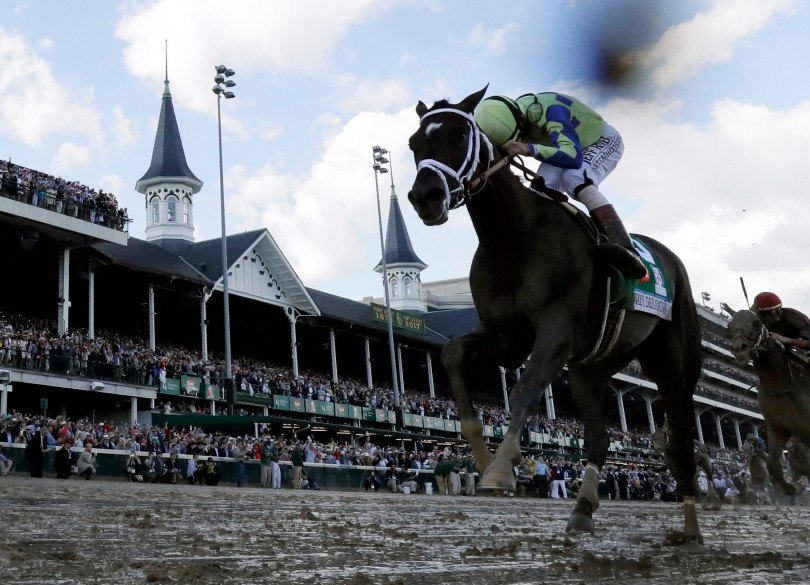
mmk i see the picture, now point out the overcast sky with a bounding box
[2,0,808,315]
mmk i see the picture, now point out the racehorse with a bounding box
[728,309,810,497]
[407,87,704,542]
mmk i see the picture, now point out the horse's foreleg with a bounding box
[765,426,795,497]
[442,330,527,474]
[479,325,569,492]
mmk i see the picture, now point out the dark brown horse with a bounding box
[728,309,810,496]
[407,87,704,541]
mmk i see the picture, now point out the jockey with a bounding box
[474,92,646,279]
[751,292,810,350]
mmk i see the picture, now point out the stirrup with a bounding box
[599,244,647,279]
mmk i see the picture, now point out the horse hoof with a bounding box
[566,512,594,534]
[477,464,516,492]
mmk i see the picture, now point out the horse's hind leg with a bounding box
[638,336,703,543]
[442,328,529,473]
[765,425,796,498]
[565,365,610,533]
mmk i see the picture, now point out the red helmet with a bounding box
[752,292,782,312]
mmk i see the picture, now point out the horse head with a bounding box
[727,309,766,364]
[407,86,493,225]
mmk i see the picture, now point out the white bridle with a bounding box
[415,107,494,209]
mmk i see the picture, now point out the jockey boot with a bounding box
[590,204,647,279]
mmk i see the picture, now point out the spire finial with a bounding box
[163,39,171,97]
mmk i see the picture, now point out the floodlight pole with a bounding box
[373,146,401,409]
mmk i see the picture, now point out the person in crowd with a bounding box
[269,439,282,488]
[362,469,382,492]
[231,440,247,488]
[385,462,399,493]
[260,439,274,488]
[300,471,319,490]
[25,426,49,478]
[398,469,419,494]
[185,452,202,485]
[77,442,97,480]
[462,454,476,496]
[125,451,144,482]
[290,440,304,489]
[162,451,182,484]
[447,454,461,495]
[550,459,568,499]
[433,454,449,495]
[203,457,220,486]
[142,452,159,483]
[533,456,549,498]
[474,91,645,278]
[54,439,73,479]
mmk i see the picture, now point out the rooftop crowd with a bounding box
[0,160,129,231]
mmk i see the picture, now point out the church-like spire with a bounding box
[374,177,427,313]
[375,185,427,271]
[135,43,202,246]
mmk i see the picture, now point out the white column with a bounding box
[210,399,216,415]
[695,411,705,445]
[147,283,156,351]
[57,248,71,336]
[329,328,338,384]
[364,337,373,390]
[130,397,138,426]
[396,344,405,398]
[0,384,8,415]
[545,384,556,419]
[262,405,269,416]
[149,398,155,410]
[288,312,299,378]
[644,395,656,435]
[87,266,95,339]
[426,352,435,399]
[615,389,628,433]
[733,418,743,450]
[714,413,725,450]
[200,290,209,362]
[499,367,510,414]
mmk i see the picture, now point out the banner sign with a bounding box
[370,303,426,334]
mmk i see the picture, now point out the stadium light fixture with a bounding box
[372,144,401,410]
[213,64,237,415]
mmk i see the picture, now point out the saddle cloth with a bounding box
[560,201,673,321]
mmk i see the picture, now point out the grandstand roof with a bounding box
[184,229,320,316]
[91,237,212,285]
[135,81,202,192]
[306,288,449,346]
[374,190,426,271]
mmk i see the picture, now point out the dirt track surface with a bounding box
[0,476,809,585]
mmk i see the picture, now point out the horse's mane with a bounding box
[430,99,453,110]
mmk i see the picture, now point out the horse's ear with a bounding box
[457,84,489,113]
[416,101,428,118]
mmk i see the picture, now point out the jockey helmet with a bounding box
[474,97,522,146]
[752,291,782,312]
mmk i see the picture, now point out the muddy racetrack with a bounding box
[0,476,808,584]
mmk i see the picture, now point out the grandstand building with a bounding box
[0,76,764,459]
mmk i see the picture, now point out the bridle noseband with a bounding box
[416,107,494,209]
